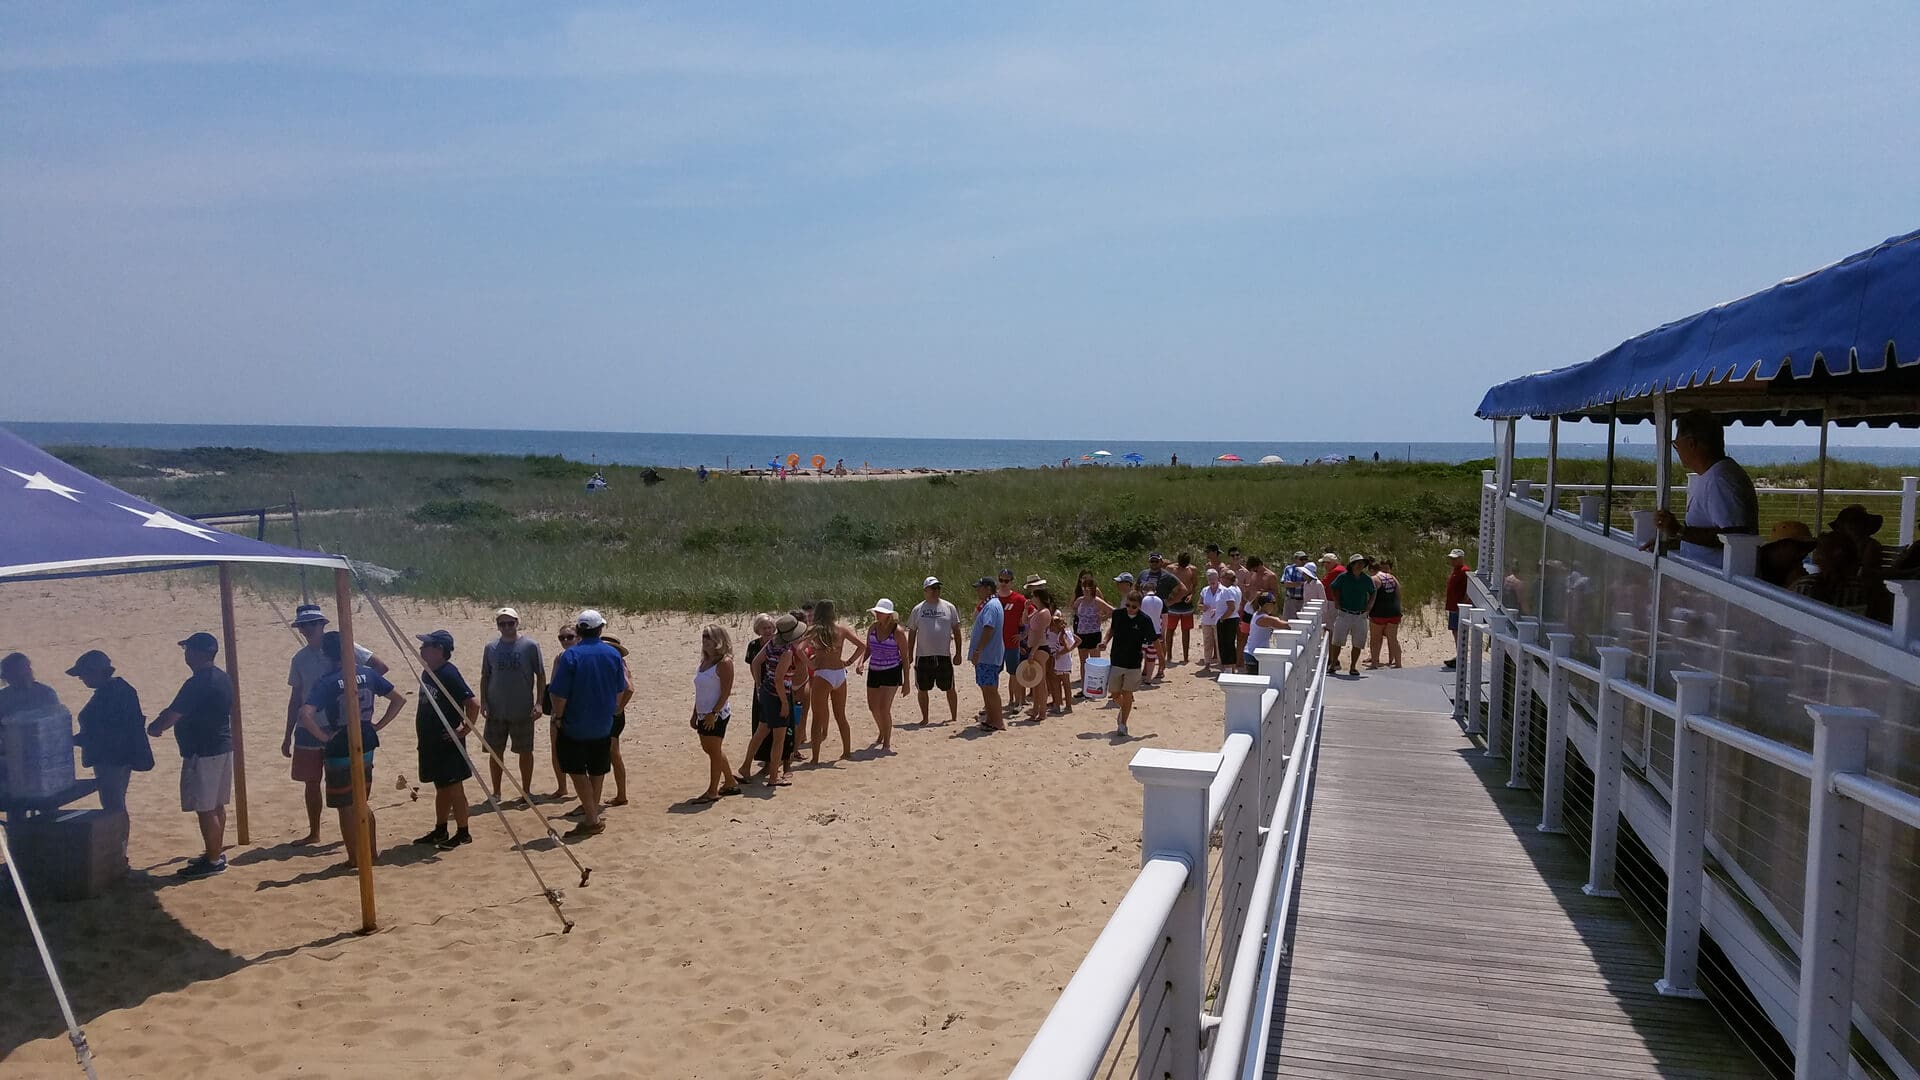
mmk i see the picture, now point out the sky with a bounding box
[2,3,1918,443]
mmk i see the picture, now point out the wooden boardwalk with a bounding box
[1263,669,1764,1080]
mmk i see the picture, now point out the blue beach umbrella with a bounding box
[1123,452,1145,463]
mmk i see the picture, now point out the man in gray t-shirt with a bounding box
[480,607,545,801]
[904,577,964,726]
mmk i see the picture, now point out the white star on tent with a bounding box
[114,503,223,542]
[4,467,83,501]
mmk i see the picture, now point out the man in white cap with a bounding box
[547,609,628,837]
[905,577,963,726]
[283,602,388,845]
[480,606,545,804]
[1443,548,1472,670]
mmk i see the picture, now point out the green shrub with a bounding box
[411,499,510,525]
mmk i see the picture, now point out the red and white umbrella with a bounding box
[1215,453,1243,463]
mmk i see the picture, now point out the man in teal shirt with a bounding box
[1327,554,1376,676]
[969,578,1006,731]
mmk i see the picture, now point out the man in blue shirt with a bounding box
[548,609,629,836]
[1280,552,1316,620]
[147,632,236,878]
[968,578,1006,731]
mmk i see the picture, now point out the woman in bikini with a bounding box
[856,598,908,752]
[1022,584,1057,720]
[1072,573,1113,695]
[802,600,866,764]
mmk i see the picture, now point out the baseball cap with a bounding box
[1447,548,1466,559]
[575,609,606,629]
[1148,552,1163,561]
[1114,572,1135,583]
[1322,552,1338,563]
[1293,551,1308,560]
[290,604,329,627]
[973,576,997,588]
[416,629,456,652]
[1349,552,1368,565]
[178,632,219,654]
[923,576,942,588]
[66,650,113,677]
[494,607,521,622]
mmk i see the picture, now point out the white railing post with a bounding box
[1508,619,1540,789]
[1900,475,1917,548]
[1131,749,1219,1080]
[1538,633,1574,834]
[1215,678,1266,1013]
[1793,704,1876,1080]
[1719,533,1764,581]
[1452,608,1471,723]
[1485,613,1510,760]
[1658,672,1715,999]
[1465,608,1487,737]
[1585,647,1632,898]
[1885,579,1920,650]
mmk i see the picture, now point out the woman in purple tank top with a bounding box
[856,598,909,752]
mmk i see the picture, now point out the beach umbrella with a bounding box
[1216,453,1243,463]
[1080,454,1092,462]
[1123,452,1145,463]
[1258,454,1284,465]
[811,454,825,470]
[787,453,800,469]
[1092,449,1113,457]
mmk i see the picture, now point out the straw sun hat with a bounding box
[1015,656,1047,689]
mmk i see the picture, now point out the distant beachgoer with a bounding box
[688,625,739,804]
[906,578,963,725]
[544,624,576,798]
[995,570,1029,710]
[66,651,152,842]
[697,464,709,483]
[740,614,798,786]
[859,599,908,751]
[802,600,865,764]
[1212,570,1243,674]
[1280,552,1314,620]
[548,610,628,837]
[1171,453,1179,467]
[1327,555,1376,676]
[1373,451,1380,463]
[296,631,405,868]
[1197,568,1224,671]
[969,577,1007,731]
[411,629,479,851]
[480,607,543,807]
[1654,410,1758,567]
[1242,594,1286,676]
[1022,583,1057,720]
[1101,591,1157,736]
[598,634,635,807]
[1443,548,1471,671]
[835,458,847,476]
[285,603,388,844]
[1203,543,1223,576]
[1366,559,1404,669]
[1138,576,1165,685]
[1072,573,1113,692]
[1165,553,1198,664]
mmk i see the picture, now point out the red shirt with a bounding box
[998,590,1027,649]
[1445,564,1472,611]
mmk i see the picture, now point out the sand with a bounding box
[1,573,1455,1079]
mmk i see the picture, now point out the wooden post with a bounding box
[1658,672,1714,999]
[1538,633,1574,834]
[217,565,251,846]
[1131,748,1219,1080]
[1508,619,1540,789]
[1585,647,1632,898]
[1793,705,1874,1080]
[333,567,377,933]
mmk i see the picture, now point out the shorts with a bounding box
[1371,616,1402,625]
[1077,632,1102,651]
[323,752,374,809]
[291,744,325,783]
[974,661,1001,688]
[814,667,848,689]
[180,752,234,813]
[611,712,627,739]
[1332,611,1368,649]
[868,665,903,688]
[1143,641,1159,664]
[1002,646,1023,681]
[484,714,536,754]
[1448,609,1461,631]
[1165,612,1194,631]
[915,655,955,692]
[1215,619,1241,665]
[418,736,473,788]
[691,705,732,740]
[1110,666,1143,694]
[556,732,613,777]
[1052,650,1074,674]
[752,688,795,728]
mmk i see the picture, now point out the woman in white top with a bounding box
[690,625,737,804]
[1241,593,1287,677]
[1197,567,1224,672]
[1212,570,1244,674]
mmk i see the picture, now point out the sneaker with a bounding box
[1442,660,1457,670]
[176,855,227,878]
[414,827,449,846]
[435,830,473,851]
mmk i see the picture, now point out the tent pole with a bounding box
[218,564,250,846]
[1654,395,1672,515]
[334,567,377,933]
[1814,407,1829,531]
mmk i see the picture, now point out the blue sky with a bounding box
[2,3,1917,442]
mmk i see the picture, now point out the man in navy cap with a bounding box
[412,629,479,851]
[148,632,236,877]
[284,603,389,845]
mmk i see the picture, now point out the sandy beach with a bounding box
[2,573,1453,1079]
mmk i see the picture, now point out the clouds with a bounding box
[3,4,1919,440]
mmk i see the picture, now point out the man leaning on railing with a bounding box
[1651,409,1758,568]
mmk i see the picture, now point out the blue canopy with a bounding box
[1478,229,1920,422]
[0,426,348,580]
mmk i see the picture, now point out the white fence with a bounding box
[1012,603,1330,1080]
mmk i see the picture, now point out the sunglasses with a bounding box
[558,633,577,642]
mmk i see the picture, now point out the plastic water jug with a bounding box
[4,704,76,800]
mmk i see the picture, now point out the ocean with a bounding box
[4,421,1913,470]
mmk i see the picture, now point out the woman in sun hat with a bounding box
[857,598,908,752]
[741,614,805,786]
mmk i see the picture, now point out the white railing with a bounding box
[1012,603,1329,1080]
[1453,599,1920,1080]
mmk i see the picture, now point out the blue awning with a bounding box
[0,426,348,580]
[1477,229,1920,422]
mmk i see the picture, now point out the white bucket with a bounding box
[1578,495,1605,524]
[1083,658,1111,698]
[1631,508,1659,548]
